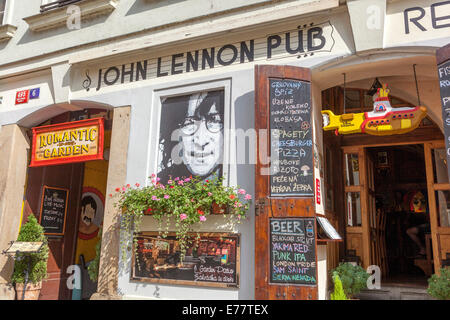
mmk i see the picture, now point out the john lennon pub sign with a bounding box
[82,21,336,91]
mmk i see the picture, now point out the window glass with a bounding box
[344,89,361,110]
[325,147,334,212]
[363,93,373,109]
[436,190,450,227]
[345,154,360,186]
[346,192,361,227]
[432,149,448,183]
[0,1,5,25]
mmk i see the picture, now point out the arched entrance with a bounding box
[18,103,113,300]
[321,83,447,293]
[315,51,448,296]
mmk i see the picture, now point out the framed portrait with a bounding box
[130,232,240,288]
[150,80,231,184]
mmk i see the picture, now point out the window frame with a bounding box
[149,79,232,186]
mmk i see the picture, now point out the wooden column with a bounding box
[91,106,130,300]
[0,124,30,300]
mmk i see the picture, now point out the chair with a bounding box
[413,233,433,276]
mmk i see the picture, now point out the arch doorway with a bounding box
[321,85,447,289]
[20,106,112,300]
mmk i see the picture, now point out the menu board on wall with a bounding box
[269,78,313,196]
[39,186,69,235]
[270,218,317,285]
[131,232,239,288]
[437,53,450,181]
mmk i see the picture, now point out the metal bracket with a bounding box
[255,198,269,216]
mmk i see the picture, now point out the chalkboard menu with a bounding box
[132,232,239,288]
[39,186,69,235]
[270,218,316,285]
[438,59,450,180]
[269,78,313,196]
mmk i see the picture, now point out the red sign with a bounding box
[315,178,321,205]
[30,118,104,167]
[15,90,29,104]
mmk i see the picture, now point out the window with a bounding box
[40,0,83,13]
[0,1,6,25]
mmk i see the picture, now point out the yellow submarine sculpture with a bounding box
[321,84,427,136]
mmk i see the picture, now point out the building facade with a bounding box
[0,0,449,300]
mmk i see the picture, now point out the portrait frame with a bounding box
[130,231,240,288]
[148,79,232,186]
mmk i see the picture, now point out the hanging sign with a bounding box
[321,84,427,136]
[30,118,104,167]
[437,43,450,182]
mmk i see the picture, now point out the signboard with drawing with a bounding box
[269,78,313,197]
[131,232,240,288]
[269,218,317,285]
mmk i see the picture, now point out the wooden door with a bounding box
[23,163,84,300]
[343,147,365,266]
[254,65,317,300]
[424,141,450,274]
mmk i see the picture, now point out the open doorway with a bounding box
[21,108,111,300]
[367,144,432,286]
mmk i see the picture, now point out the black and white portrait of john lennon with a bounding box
[157,90,225,183]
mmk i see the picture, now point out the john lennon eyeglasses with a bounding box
[180,113,223,135]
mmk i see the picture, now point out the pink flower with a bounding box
[178,180,184,185]
[244,194,252,200]
[184,178,191,182]
[135,183,140,187]
[207,192,212,196]
[151,173,156,178]
[168,180,173,184]
[174,177,179,181]
[151,179,156,184]
[156,177,160,182]
[180,214,187,221]
[199,216,206,222]
[152,196,159,201]
[122,187,126,191]
[238,189,246,195]
[164,195,170,199]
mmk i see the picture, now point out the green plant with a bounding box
[11,215,49,285]
[427,267,450,300]
[330,272,348,300]
[87,231,102,282]
[112,174,252,261]
[331,262,369,298]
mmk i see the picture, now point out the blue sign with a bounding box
[29,88,40,99]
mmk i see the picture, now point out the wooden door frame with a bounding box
[424,140,449,273]
[254,65,317,300]
[343,139,444,273]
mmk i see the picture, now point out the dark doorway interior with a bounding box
[368,144,431,286]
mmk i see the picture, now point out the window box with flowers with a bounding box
[112,175,252,261]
